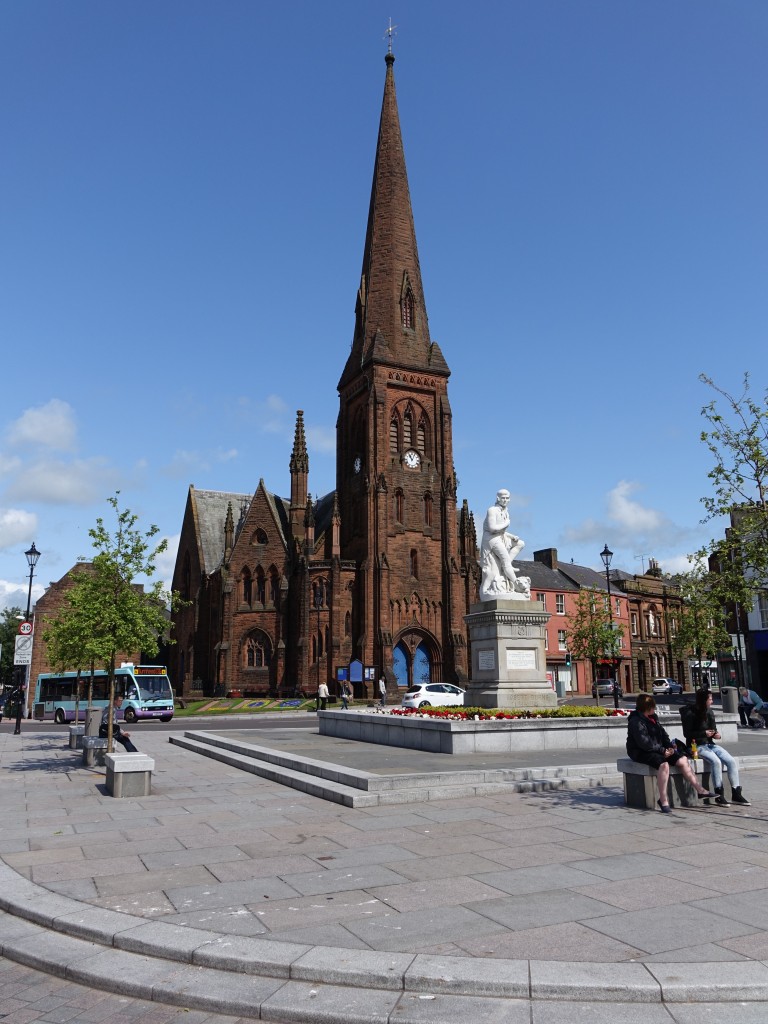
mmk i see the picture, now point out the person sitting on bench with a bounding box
[99,696,138,752]
[627,693,713,813]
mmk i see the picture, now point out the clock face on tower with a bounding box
[353,455,362,474]
[403,449,421,469]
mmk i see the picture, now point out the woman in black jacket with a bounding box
[627,693,713,812]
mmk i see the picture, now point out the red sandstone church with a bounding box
[170,52,480,699]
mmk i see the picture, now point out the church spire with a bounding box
[339,50,449,389]
[289,410,309,537]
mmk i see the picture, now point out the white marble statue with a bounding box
[479,489,531,601]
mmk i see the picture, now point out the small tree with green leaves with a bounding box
[566,587,623,703]
[699,372,768,609]
[44,494,177,750]
[0,606,24,690]
[672,558,732,689]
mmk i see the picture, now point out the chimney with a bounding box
[534,548,558,571]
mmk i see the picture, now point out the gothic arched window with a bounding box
[424,493,433,527]
[410,548,419,578]
[245,631,272,668]
[269,567,280,607]
[241,568,252,605]
[403,411,413,449]
[255,567,265,605]
[390,417,399,453]
[395,489,404,523]
[344,611,351,636]
[401,287,414,329]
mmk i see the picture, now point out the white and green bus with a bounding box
[34,664,174,724]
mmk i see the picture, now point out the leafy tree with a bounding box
[43,494,177,749]
[0,606,24,689]
[699,372,768,607]
[566,587,623,702]
[671,559,731,688]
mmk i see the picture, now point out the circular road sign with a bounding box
[18,621,33,636]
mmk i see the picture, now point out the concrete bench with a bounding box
[68,725,85,750]
[617,756,705,809]
[105,752,155,798]
[82,736,108,767]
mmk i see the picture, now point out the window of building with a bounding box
[245,632,271,668]
[403,411,413,448]
[417,418,427,454]
[255,567,265,605]
[410,548,419,578]
[424,493,432,527]
[615,598,621,616]
[255,528,268,545]
[270,569,280,607]
[556,594,565,615]
[344,611,351,636]
[536,592,546,608]
[759,592,768,630]
[544,631,548,651]
[241,568,252,605]
[558,629,567,651]
[631,612,638,636]
[395,489,404,523]
[401,287,414,328]
[390,418,399,453]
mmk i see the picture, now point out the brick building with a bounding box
[170,52,480,699]
[514,549,632,696]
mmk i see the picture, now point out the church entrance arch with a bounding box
[393,629,439,689]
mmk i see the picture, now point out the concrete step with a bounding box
[169,731,622,805]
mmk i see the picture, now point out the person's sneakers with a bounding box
[715,786,730,806]
[731,787,751,806]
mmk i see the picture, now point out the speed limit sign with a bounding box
[18,621,33,636]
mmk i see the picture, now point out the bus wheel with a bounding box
[123,707,137,724]
[54,708,66,725]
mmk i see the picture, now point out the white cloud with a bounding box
[607,480,665,533]
[307,425,336,454]
[155,533,180,594]
[0,579,45,614]
[162,448,239,479]
[0,508,38,550]
[261,394,289,435]
[5,458,119,505]
[0,454,22,476]
[7,399,77,452]
[562,480,686,551]
[658,553,696,575]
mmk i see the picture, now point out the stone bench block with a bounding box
[68,725,85,750]
[82,736,108,767]
[617,756,704,810]
[105,753,155,798]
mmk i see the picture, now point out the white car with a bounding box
[401,683,466,709]
[652,678,683,695]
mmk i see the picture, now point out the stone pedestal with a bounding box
[465,599,557,709]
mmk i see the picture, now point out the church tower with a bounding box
[337,50,470,688]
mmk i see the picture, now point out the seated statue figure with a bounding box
[479,489,531,601]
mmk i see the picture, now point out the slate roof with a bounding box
[557,562,611,591]
[512,560,580,592]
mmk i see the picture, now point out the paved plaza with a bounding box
[3,716,768,1022]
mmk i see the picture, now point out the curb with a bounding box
[3,863,768,1018]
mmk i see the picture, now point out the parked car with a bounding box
[592,679,623,698]
[652,678,683,695]
[401,683,466,709]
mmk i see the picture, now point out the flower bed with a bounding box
[390,705,628,721]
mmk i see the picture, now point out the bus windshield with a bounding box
[135,675,173,701]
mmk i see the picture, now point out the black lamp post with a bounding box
[15,543,41,734]
[600,544,619,707]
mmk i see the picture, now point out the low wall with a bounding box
[318,710,740,755]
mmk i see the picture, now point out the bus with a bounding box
[34,664,174,724]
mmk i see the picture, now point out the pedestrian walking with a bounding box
[340,681,351,710]
[99,695,138,752]
[379,676,387,708]
[316,681,329,711]
[612,679,621,710]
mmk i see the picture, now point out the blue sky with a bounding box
[1,1,766,612]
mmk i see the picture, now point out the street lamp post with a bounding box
[600,544,619,708]
[15,543,41,734]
